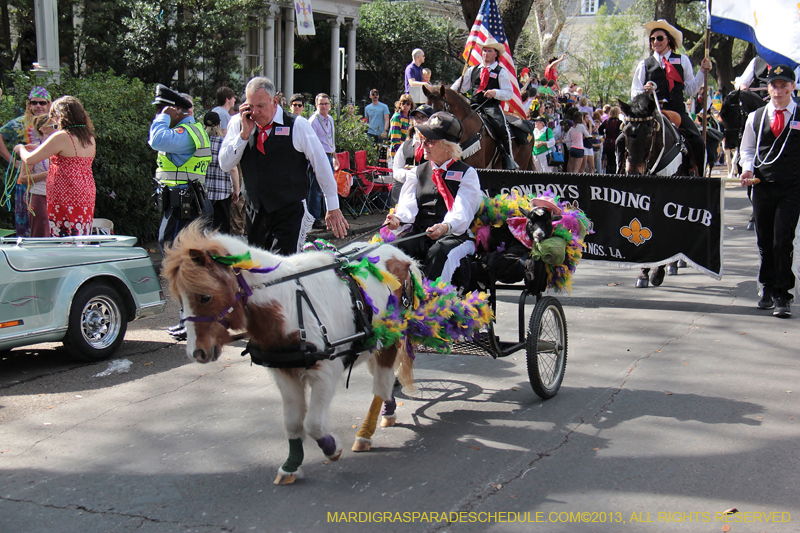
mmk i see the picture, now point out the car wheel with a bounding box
[64,282,128,362]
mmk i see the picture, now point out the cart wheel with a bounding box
[526,296,567,399]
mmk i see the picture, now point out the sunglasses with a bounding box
[30,100,49,106]
[650,35,666,43]
[402,102,412,106]
[291,102,303,108]
[422,138,439,147]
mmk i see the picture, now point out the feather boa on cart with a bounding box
[302,240,493,356]
[471,191,593,293]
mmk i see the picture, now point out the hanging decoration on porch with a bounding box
[295,0,316,36]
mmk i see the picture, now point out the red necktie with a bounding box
[662,56,683,91]
[256,124,272,154]
[431,165,455,211]
[477,67,490,93]
[414,142,424,163]
[772,108,786,137]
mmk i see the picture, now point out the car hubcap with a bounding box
[81,296,121,349]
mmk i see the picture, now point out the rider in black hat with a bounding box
[390,105,435,206]
[385,112,482,282]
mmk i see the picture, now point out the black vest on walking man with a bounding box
[219,77,349,254]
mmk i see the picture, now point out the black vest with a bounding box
[752,106,800,184]
[240,113,309,214]
[645,54,686,112]
[753,57,770,89]
[414,160,469,228]
[469,64,503,107]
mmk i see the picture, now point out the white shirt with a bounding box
[219,106,339,210]
[739,100,798,172]
[394,159,482,235]
[391,136,420,184]
[451,61,514,102]
[631,50,704,99]
[734,58,800,88]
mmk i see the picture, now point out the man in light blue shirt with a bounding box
[364,89,390,144]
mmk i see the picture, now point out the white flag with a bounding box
[710,0,800,67]
[295,0,316,36]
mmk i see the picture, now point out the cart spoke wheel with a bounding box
[527,296,567,399]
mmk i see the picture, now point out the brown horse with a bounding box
[423,84,534,170]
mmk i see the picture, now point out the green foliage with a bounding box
[357,0,466,101]
[334,106,377,166]
[573,7,644,105]
[0,70,160,241]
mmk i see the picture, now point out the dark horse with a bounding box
[423,84,534,170]
[618,92,689,287]
[718,89,767,178]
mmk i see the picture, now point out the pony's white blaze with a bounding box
[181,290,199,358]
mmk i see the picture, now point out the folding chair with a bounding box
[335,152,359,218]
[91,218,114,235]
[354,150,392,213]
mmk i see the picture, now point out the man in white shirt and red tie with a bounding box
[630,20,712,173]
[739,64,800,318]
[384,112,482,283]
[451,38,519,170]
[219,77,348,254]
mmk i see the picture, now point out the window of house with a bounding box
[581,0,598,15]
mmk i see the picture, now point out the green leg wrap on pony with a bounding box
[282,437,304,473]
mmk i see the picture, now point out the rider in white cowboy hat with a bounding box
[628,19,712,173]
[451,37,520,170]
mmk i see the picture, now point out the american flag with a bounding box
[462,0,526,119]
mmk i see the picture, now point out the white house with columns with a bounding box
[243,0,367,104]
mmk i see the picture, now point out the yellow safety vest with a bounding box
[156,121,212,186]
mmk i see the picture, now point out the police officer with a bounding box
[451,38,519,170]
[148,84,212,339]
[739,65,800,318]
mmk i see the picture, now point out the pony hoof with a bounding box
[635,277,649,288]
[747,220,755,231]
[677,260,687,268]
[380,415,397,427]
[327,448,343,462]
[666,265,678,276]
[650,268,665,287]
[274,473,298,485]
[352,437,372,452]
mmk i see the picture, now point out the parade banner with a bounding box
[295,0,316,36]
[477,170,724,279]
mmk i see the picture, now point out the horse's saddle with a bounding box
[662,110,681,129]
[507,115,535,144]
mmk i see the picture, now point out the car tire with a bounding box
[64,281,128,362]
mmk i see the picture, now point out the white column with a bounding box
[346,20,358,104]
[265,5,279,81]
[283,7,295,96]
[329,16,344,107]
[33,0,60,81]
[258,16,264,77]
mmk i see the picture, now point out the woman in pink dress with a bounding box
[14,96,96,237]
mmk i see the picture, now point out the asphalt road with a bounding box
[1,185,798,533]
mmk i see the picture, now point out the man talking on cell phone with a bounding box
[219,77,348,254]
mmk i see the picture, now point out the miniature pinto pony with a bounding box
[162,221,491,484]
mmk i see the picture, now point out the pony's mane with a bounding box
[162,221,232,299]
[629,93,656,118]
[739,89,767,110]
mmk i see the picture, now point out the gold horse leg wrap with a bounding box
[356,395,384,440]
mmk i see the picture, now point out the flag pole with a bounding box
[702,0,711,151]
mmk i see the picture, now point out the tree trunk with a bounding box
[0,0,11,70]
[654,0,676,23]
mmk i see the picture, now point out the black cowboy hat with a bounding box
[415,111,463,143]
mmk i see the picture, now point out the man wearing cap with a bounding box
[149,84,213,340]
[149,83,212,253]
[364,89,390,144]
[628,19,712,173]
[452,39,519,170]
[739,64,800,318]
[219,77,347,254]
[391,104,433,206]
[385,112,482,282]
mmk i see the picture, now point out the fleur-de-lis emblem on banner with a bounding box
[620,218,652,246]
